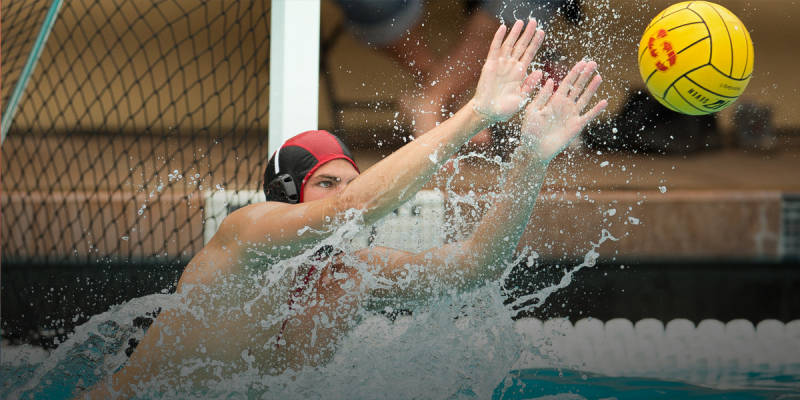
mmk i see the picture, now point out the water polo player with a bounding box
[84,19,606,398]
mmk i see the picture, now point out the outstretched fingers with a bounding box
[530,78,554,110]
[554,61,586,98]
[500,20,525,58]
[521,70,543,96]
[511,19,537,61]
[580,99,608,126]
[486,24,508,60]
[576,74,603,112]
[569,61,597,101]
[572,65,606,125]
[521,28,545,67]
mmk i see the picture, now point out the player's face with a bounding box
[303,159,359,202]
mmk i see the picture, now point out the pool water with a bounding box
[2,287,799,399]
[494,369,800,399]
[2,181,799,399]
[3,355,799,399]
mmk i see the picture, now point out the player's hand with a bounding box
[520,60,607,163]
[471,19,545,123]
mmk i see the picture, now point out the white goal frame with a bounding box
[268,0,321,156]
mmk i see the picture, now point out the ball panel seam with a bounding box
[683,75,739,99]
[644,2,695,33]
[673,86,709,114]
[684,7,712,64]
[662,63,710,98]
[707,4,735,77]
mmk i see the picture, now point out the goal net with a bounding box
[2,0,271,269]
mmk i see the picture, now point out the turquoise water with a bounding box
[494,369,799,399]
[2,157,799,398]
[3,293,800,399]
[2,226,799,399]
[4,361,799,399]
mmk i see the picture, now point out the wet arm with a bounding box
[463,60,607,275]
[230,21,544,251]
[356,148,548,301]
[362,61,608,299]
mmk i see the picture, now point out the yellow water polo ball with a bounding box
[638,1,754,115]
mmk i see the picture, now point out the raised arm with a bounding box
[466,60,607,265]
[226,20,545,252]
[362,60,607,300]
[178,20,546,287]
[337,20,545,224]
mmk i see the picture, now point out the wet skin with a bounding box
[81,20,608,398]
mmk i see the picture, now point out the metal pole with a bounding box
[268,0,321,156]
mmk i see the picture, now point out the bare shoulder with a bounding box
[219,196,339,251]
[214,200,312,250]
[217,201,289,237]
[178,201,289,289]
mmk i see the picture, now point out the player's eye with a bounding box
[318,180,333,188]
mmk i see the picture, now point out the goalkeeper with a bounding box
[84,19,606,398]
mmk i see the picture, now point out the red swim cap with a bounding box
[264,130,359,203]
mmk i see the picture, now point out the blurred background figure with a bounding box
[335,0,582,145]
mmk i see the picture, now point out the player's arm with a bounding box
[359,61,607,301]
[353,149,549,302]
[80,354,147,398]
[210,21,544,252]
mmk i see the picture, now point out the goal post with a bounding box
[268,0,321,156]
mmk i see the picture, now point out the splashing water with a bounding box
[0,155,626,399]
[0,255,603,399]
[505,229,618,312]
[10,0,787,397]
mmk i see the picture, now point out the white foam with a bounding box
[0,342,49,367]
